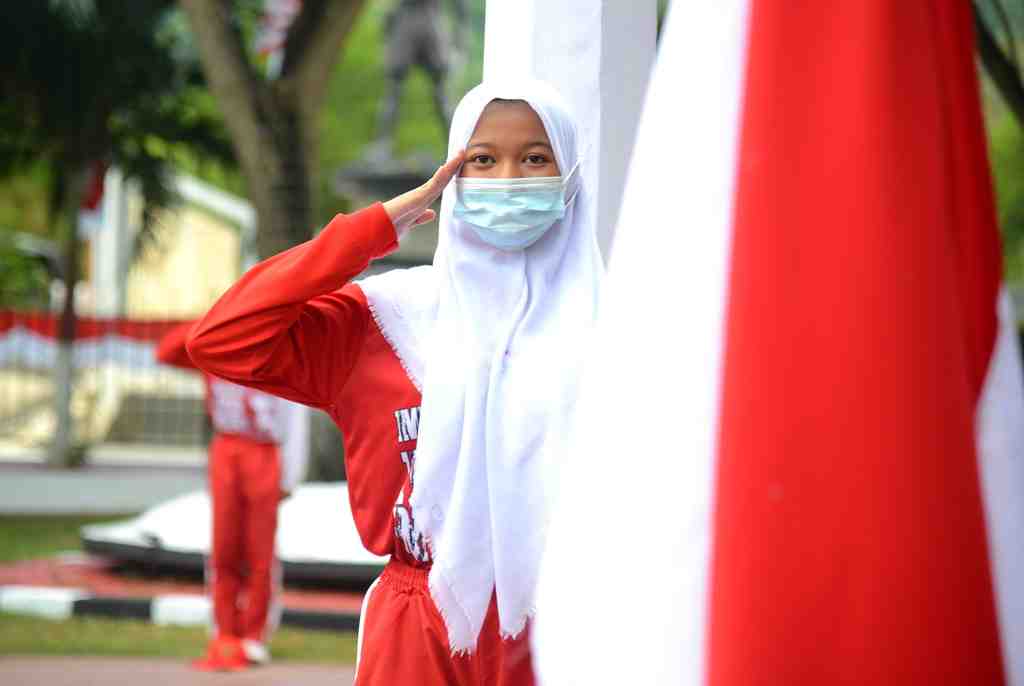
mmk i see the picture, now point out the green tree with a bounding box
[0,240,51,310]
[0,0,232,467]
[975,1,1024,279]
[976,1,1024,126]
[178,0,368,258]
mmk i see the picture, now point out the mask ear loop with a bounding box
[562,159,583,208]
[561,131,594,208]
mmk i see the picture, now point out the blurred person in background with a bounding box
[155,322,307,672]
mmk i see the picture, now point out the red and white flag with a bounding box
[534,2,1024,684]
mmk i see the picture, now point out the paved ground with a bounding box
[0,657,355,685]
[0,461,205,515]
[0,443,205,468]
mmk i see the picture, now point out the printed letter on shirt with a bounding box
[394,406,421,443]
[392,405,430,563]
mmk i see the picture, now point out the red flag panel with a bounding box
[709,2,1004,683]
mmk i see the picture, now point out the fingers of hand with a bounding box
[385,151,463,229]
[446,149,466,179]
[390,187,429,224]
[425,150,465,199]
[414,209,436,226]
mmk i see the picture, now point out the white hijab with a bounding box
[359,79,602,652]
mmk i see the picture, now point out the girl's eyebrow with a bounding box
[466,141,553,150]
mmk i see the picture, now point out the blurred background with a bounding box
[0,0,1019,675]
[0,0,491,476]
[0,0,500,673]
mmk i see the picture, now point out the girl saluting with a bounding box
[188,78,601,685]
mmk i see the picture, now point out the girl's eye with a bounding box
[471,154,495,165]
[526,154,548,164]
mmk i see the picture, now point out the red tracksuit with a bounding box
[187,204,535,685]
[157,325,303,646]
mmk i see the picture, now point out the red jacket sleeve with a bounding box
[155,321,198,371]
[186,203,398,410]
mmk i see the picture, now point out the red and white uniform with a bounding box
[187,205,535,685]
[156,324,307,648]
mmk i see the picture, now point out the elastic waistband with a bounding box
[380,558,430,594]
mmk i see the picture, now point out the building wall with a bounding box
[125,205,241,320]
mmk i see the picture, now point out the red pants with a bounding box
[207,434,281,642]
[354,559,536,686]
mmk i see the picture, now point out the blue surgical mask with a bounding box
[453,163,580,251]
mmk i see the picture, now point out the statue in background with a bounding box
[337,0,468,249]
[372,0,467,160]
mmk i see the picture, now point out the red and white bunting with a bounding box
[0,312,184,370]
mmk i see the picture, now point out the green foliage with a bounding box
[0,1,483,236]
[0,163,53,239]
[0,612,358,661]
[0,237,51,310]
[318,5,390,218]
[0,1,232,311]
[0,195,57,313]
[317,1,484,221]
[0,162,57,308]
[988,110,1024,280]
[0,1,235,228]
[0,1,487,232]
[976,0,1024,38]
[975,2,1024,279]
[155,89,246,198]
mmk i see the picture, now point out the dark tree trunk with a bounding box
[178,0,366,257]
[48,163,89,468]
[248,92,318,258]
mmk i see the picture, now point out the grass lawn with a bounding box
[0,612,358,662]
[0,515,358,662]
[0,514,130,563]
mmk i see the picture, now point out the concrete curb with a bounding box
[0,585,360,632]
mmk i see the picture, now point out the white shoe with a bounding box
[242,639,270,665]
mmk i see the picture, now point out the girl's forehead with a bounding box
[469,100,551,145]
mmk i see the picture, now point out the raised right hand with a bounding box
[382,151,465,240]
